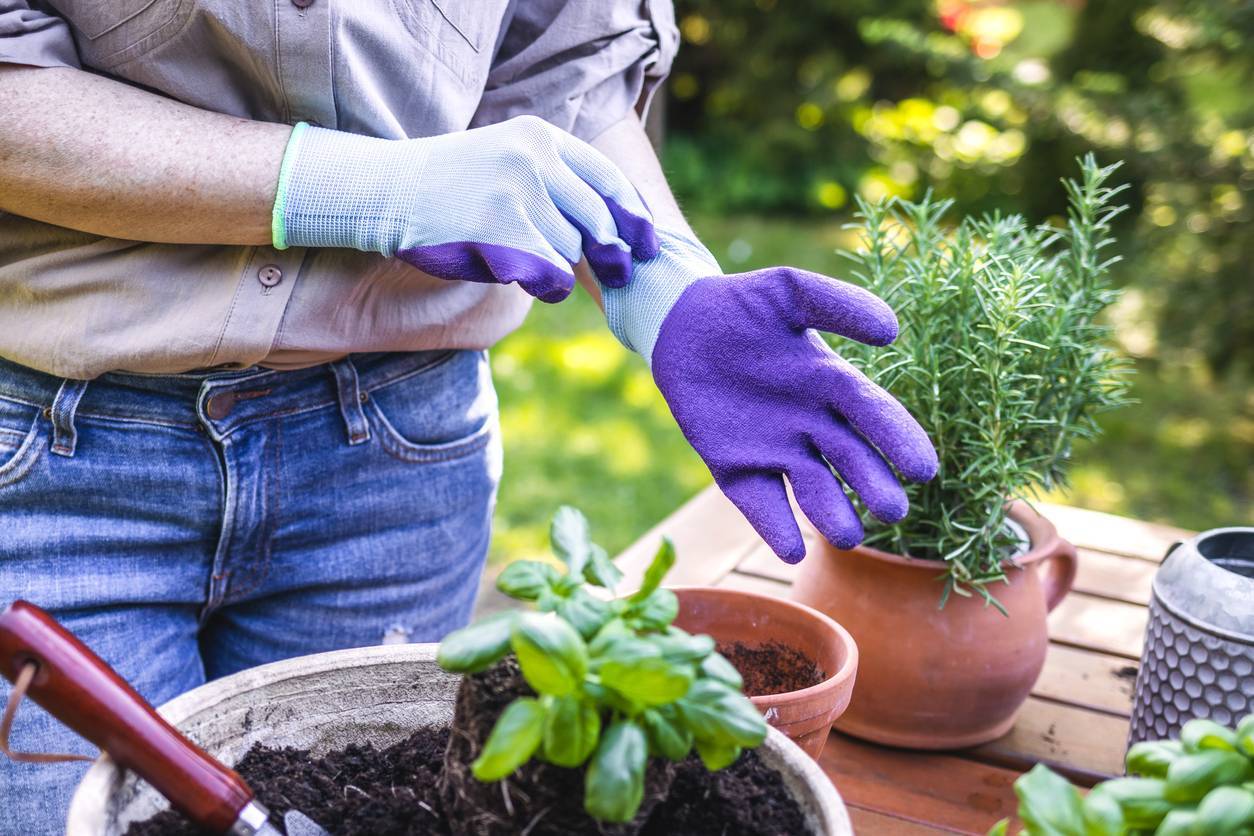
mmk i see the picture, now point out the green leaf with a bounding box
[1237,714,1254,757]
[623,588,680,631]
[496,560,560,602]
[584,721,647,823]
[986,819,1009,836]
[588,618,633,657]
[1195,785,1254,833]
[629,538,675,603]
[1165,751,1253,802]
[676,680,767,748]
[1079,789,1124,836]
[550,506,592,577]
[600,654,694,707]
[695,737,741,771]
[583,543,623,591]
[1013,764,1086,836]
[699,652,744,690]
[654,630,716,664]
[542,694,601,768]
[437,611,515,673]
[1125,740,1183,778]
[511,613,588,697]
[471,697,545,781]
[1152,809,1198,836]
[641,706,693,761]
[1090,777,1172,830]
[557,589,614,640]
[1181,718,1239,753]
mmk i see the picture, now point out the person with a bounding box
[0,1,937,829]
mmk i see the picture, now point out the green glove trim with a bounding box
[271,122,310,251]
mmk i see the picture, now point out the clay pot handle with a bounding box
[0,600,253,832]
[1039,537,1078,613]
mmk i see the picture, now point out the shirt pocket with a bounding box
[389,0,489,89]
[49,0,193,69]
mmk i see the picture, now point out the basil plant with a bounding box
[438,506,767,823]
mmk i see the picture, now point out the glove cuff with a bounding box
[272,124,428,254]
[602,228,721,367]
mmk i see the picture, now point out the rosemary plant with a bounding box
[840,156,1132,607]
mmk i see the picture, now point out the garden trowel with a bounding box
[0,600,333,836]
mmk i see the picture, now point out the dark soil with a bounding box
[126,721,809,836]
[719,640,825,696]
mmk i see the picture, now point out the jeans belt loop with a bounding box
[50,378,89,458]
[330,357,370,446]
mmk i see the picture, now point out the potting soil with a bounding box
[125,728,810,836]
[719,640,825,696]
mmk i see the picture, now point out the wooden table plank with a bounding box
[847,807,962,834]
[1034,645,1138,717]
[1073,548,1155,606]
[1048,594,1149,660]
[1037,502,1190,562]
[822,733,1020,834]
[970,696,1129,784]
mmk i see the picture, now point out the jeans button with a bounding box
[258,264,283,288]
[205,393,236,421]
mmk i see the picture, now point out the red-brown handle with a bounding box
[0,600,252,832]
[1039,537,1078,613]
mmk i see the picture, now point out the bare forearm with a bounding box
[0,66,289,245]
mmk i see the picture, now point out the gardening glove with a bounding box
[272,116,659,303]
[604,228,939,563]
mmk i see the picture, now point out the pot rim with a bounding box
[827,500,1062,572]
[671,586,859,711]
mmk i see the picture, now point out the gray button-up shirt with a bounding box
[0,1,677,378]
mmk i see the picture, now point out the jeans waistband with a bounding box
[0,350,460,439]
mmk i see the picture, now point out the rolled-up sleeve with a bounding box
[472,0,678,141]
[0,1,79,69]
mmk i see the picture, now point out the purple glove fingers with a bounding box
[397,241,575,304]
[558,209,633,288]
[718,471,807,563]
[556,139,660,261]
[811,421,909,523]
[773,267,900,346]
[787,459,864,551]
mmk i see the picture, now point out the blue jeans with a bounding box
[0,350,501,834]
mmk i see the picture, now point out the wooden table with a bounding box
[614,486,1193,835]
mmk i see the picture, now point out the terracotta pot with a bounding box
[791,501,1076,749]
[672,587,859,759]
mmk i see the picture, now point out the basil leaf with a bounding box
[542,694,601,768]
[511,613,588,696]
[557,589,614,640]
[496,560,560,602]
[676,680,767,748]
[695,737,741,771]
[437,611,516,673]
[1165,751,1253,802]
[471,697,545,781]
[641,706,693,761]
[1013,764,1087,836]
[1090,778,1172,830]
[584,721,647,823]
[699,652,744,690]
[583,543,623,591]
[1180,718,1238,753]
[629,538,675,603]
[601,655,694,707]
[624,588,679,631]
[1195,786,1254,834]
[550,506,592,577]
[1125,740,1182,778]
[654,630,716,664]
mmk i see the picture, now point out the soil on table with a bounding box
[127,729,810,836]
[719,640,825,696]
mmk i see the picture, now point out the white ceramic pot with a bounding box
[67,644,852,835]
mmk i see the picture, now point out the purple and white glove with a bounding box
[604,229,939,563]
[272,116,658,302]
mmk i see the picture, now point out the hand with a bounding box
[273,116,658,302]
[604,231,938,562]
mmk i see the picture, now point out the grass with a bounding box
[489,214,1253,563]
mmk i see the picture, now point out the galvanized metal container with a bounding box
[1128,527,1254,747]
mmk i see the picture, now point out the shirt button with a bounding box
[258,264,283,287]
[292,0,314,7]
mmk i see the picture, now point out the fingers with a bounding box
[717,471,807,563]
[825,359,940,482]
[811,421,909,524]
[773,267,899,346]
[557,135,659,260]
[787,460,863,551]
[396,241,575,303]
[546,166,634,287]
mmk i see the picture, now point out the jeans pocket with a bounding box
[365,350,498,464]
[0,398,43,490]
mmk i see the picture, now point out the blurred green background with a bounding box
[489,0,1253,562]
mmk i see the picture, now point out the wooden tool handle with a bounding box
[0,600,253,832]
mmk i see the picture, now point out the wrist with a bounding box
[602,228,721,367]
[272,125,429,254]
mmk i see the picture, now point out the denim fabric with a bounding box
[0,350,501,834]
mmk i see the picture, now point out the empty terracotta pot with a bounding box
[791,501,1076,749]
[672,586,859,759]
